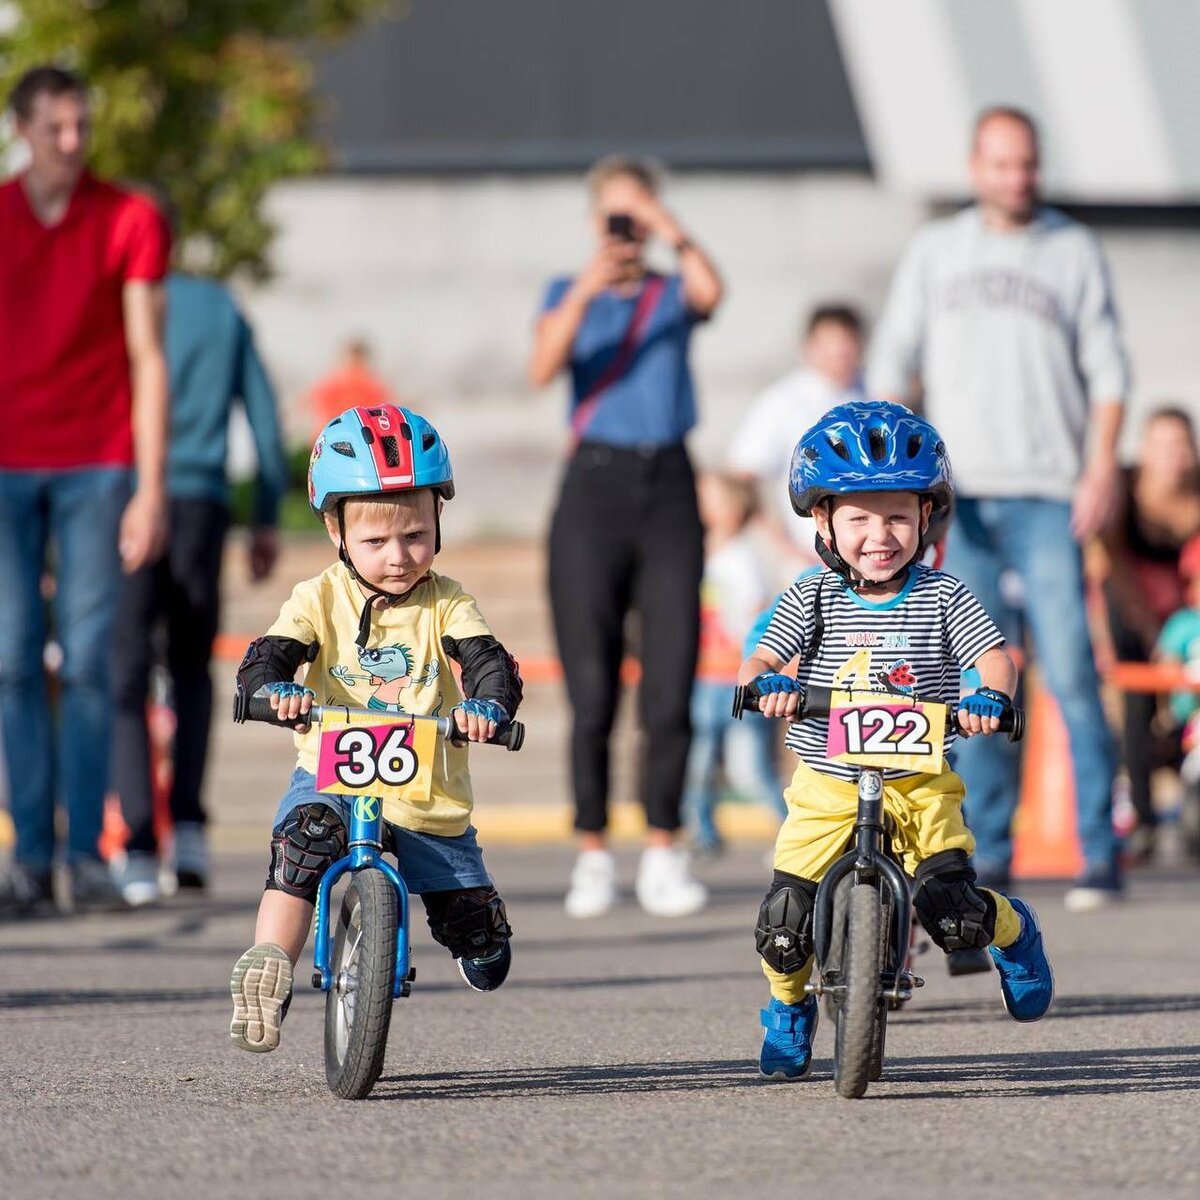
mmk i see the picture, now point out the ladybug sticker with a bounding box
[877,659,916,696]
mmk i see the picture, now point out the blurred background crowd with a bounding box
[2,0,1200,919]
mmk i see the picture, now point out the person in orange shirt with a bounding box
[307,339,395,437]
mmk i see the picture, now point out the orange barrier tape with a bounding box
[216,634,1195,694]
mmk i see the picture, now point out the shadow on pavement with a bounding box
[874,1043,1200,1099]
[895,991,1200,1025]
[372,1058,761,1101]
[0,985,228,1010]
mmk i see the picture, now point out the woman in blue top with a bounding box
[529,156,724,920]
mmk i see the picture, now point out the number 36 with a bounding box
[332,726,418,788]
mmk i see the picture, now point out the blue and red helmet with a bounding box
[308,405,454,516]
[788,400,953,517]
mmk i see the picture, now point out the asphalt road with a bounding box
[2,847,1198,1199]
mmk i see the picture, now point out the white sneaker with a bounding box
[636,845,707,917]
[564,849,617,918]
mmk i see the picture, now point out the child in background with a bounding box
[1154,535,1200,858]
[684,473,785,855]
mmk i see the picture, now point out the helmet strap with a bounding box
[813,499,919,591]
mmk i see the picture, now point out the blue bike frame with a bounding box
[310,794,413,1000]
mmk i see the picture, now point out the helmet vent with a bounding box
[400,422,413,441]
[422,431,436,451]
[381,436,401,467]
[906,434,924,459]
[367,407,385,417]
[827,435,852,462]
[331,441,355,458]
[868,429,887,461]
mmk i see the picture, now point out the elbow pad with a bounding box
[233,635,318,722]
[441,635,523,717]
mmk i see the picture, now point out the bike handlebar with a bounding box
[731,682,1024,742]
[243,693,525,751]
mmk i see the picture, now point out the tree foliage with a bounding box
[0,0,392,278]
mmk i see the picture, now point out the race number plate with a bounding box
[315,714,437,804]
[825,690,947,773]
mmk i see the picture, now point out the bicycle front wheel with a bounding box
[324,870,398,1100]
[834,880,881,1099]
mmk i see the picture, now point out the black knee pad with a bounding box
[422,886,512,960]
[755,871,818,973]
[913,850,997,952]
[265,802,347,900]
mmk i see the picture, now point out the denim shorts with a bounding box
[273,767,493,894]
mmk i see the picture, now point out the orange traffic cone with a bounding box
[1011,674,1084,879]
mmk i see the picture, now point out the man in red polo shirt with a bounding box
[0,66,170,917]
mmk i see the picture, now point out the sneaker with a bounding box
[110,851,162,908]
[69,857,129,913]
[171,822,209,891]
[0,863,56,920]
[636,844,707,917]
[945,946,993,976]
[564,849,617,919]
[988,896,1054,1022]
[1064,862,1123,912]
[758,995,819,1080]
[230,943,293,1053]
[458,940,512,992]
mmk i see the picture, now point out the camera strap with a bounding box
[569,273,666,450]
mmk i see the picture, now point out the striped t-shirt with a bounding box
[757,565,1004,781]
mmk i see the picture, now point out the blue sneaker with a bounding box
[458,941,511,992]
[758,995,819,1080]
[988,897,1054,1022]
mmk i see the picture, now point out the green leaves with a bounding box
[0,0,390,278]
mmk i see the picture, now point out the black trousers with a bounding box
[548,443,704,834]
[111,498,229,853]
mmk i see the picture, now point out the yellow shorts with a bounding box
[774,760,974,882]
[763,760,1018,1003]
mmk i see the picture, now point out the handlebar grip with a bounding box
[447,719,526,752]
[243,693,308,727]
[731,683,1024,742]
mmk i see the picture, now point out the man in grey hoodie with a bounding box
[869,107,1128,911]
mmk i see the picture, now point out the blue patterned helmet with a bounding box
[308,405,455,515]
[788,400,953,517]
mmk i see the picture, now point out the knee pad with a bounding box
[913,850,997,952]
[266,802,346,900]
[423,887,512,960]
[755,872,817,973]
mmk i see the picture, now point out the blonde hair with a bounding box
[586,154,663,201]
[325,489,438,533]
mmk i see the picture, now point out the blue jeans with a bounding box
[683,680,785,848]
[0,468,131,870]
[946,497,1117,875]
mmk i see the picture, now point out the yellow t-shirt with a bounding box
[267,563,493,836]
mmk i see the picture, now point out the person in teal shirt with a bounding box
[110,272,288,904]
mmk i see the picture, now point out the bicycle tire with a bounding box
[324,870,398,1100]
[869,884,894,1081]
[834,881,881,1099]
[822,874,851,1024]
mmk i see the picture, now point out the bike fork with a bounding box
[808,768,924,1005]
[311,797,415,999]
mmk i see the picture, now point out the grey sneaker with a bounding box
[111,851,162,907]
[230,943,294,1053]
[171,822,209,890]
[69,857,128,913]
[0,862,56,920]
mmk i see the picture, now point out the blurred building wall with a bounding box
[238,173,1200,539]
